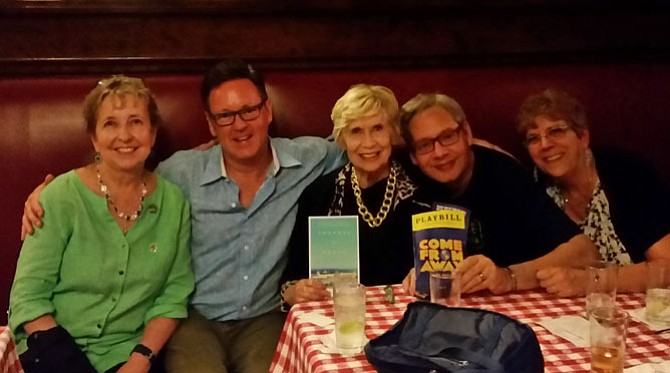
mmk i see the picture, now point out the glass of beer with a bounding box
[589,306,627,373]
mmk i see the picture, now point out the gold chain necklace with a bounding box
[95,163,147,223]
[350,163,397,228]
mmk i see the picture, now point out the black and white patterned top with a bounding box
[547,181,632,265]
[328,160,417,217]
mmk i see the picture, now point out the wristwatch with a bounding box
[131,344,156,365]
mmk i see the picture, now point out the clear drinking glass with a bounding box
[645,260,670,323]
[585,261,618,317]
[333,282,366,355]
[429,271,461,307]
[589,306,627,373]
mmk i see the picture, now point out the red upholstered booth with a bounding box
[2,63,670,324]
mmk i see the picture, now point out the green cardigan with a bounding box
[9,170,194,372]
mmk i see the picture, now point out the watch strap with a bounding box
[131,343,156,365]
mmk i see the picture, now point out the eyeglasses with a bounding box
[97,75,146,89]
[412,125,463,155]
[209,99,266,127]
[523,125,571,147]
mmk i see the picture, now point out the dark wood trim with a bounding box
[3,1,669,14]
[1,2,669,75]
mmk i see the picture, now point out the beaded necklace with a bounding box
[95,163,147,227]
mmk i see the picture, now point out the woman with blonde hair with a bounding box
[280,84,417,307]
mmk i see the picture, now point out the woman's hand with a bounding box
[21,174,54,240]
[537,267,587,297]
[284,279,331,306]
[115,354,151,373]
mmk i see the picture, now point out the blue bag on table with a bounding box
[364,302,543,373]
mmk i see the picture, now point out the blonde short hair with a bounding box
[330,84,400,143]
[83,75,160,135]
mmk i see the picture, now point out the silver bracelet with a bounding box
[503,267,517,292]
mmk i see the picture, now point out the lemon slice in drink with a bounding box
[338,321,364,335]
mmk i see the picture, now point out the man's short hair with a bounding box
[399,93,467,146]
[200,59,268,113]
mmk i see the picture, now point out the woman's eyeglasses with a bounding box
[97,75,146,89]
[524,125,571,147]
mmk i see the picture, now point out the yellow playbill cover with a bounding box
[412,204,469,294]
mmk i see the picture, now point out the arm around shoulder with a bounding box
[511,234,598,291]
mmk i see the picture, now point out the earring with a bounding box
[94,152,101,163]
[585,148,594,168]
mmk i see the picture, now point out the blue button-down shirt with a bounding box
[156,137,344,321]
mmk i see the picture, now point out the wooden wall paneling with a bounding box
[1,2,669,75]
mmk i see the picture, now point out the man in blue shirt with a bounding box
[155,61,344,372]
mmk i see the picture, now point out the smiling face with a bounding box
[525,115,589,180]
[341,112,394,181]
[408,106,474,187]
[206,78,273,165]
[91,93,156,172]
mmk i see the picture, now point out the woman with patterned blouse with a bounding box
[517,88,670,293]
[280,84,418,307]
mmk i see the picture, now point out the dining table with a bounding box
[0,326,23,373]
[269,285,670,373]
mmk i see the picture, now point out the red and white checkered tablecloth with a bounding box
[269,285,670,373]
[0,326,24,373]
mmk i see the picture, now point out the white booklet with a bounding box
[308,215,360,286]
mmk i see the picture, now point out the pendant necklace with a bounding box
[95,164,147,232]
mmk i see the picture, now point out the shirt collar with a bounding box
[201,138,300,186]
[269,138,302,173]
[219,141,282,178]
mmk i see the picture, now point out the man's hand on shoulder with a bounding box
[192,138,218,151]
[472,138,516,160]
[21,174,54,240]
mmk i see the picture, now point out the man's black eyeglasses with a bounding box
[412,124,463,155]
[209,99,266,127]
